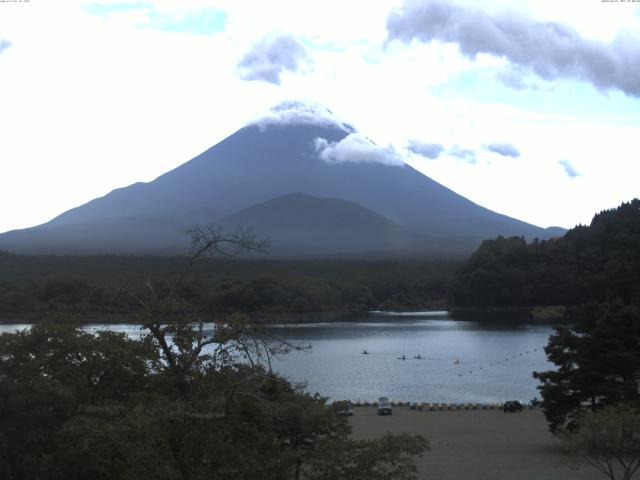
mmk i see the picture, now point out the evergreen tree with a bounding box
[534,303,640,433]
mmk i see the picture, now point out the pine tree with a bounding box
[534,303,640,433]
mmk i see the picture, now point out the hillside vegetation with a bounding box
[0,255,456,322]
[451,199,640,307]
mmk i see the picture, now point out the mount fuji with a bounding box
[0,103,563,256]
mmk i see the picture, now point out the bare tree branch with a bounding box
[168,225,269,301]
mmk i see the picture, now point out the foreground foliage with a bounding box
[0,320,428,480]
[565,406,640,480]
[0,227,427,479]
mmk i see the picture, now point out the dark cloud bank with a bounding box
[238,33,308,85]
[387,0,640,97]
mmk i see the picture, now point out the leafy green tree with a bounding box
[0,320,155,479]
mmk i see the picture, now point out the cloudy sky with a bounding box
[1,0,639,234]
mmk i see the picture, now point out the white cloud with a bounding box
[249,101,353,132]
[407,140,444,159]
[447,145,476,164]
[558,159,581,178]
[315,133,403,166]
[486,143,520,158]
[238,33,309,84]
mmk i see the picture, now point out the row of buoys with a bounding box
[361,347,543,378]
[335,400,537,410]
[457,347,542,377]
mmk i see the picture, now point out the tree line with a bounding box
[451,199,640,308]
[0,253,455,321]
[511,201,640,479]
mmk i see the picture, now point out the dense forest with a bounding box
[0,253,456,322]
[451,199,640,308]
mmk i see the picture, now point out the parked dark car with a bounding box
[503,401,524,413]
[378,397,392,416]
[337,403,354,417]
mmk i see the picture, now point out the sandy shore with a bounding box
[349,407,601,480]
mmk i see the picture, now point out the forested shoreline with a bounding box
[0,254,455,323]
[3,199,638,325]
[452,199,640,309]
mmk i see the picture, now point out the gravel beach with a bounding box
[349,407,602,480]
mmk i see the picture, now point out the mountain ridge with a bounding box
[217,192,426,255]
[0,105,565,256]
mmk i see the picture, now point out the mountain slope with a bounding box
[45,122,550,239]
[0,105,563,255]
[217,192,428,255]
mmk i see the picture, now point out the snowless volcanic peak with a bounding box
[247,100,355,133]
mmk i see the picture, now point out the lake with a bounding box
[0,311,555,404]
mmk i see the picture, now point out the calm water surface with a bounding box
[267,312,554,404]
[0,311,555,404]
